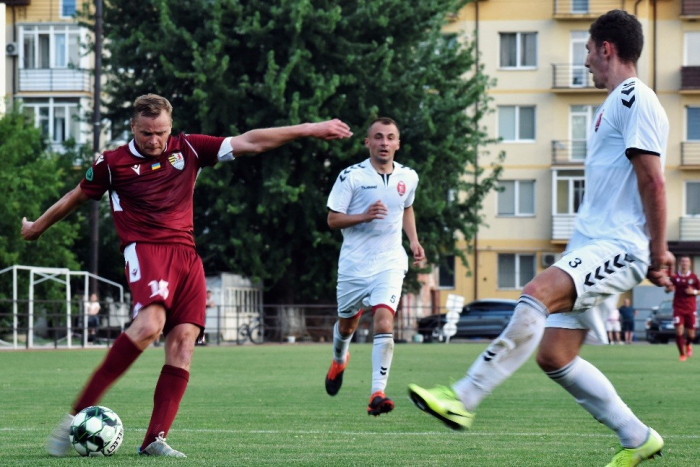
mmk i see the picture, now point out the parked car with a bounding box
[645,299,700,344]
[417,299,518,343]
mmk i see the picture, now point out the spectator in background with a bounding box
[86,293,101,343]
[618,298,637,344]
[606,305,621,345]
[197,290,217,346]
[665,255,700,361]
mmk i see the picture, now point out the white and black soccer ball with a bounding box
[69,406,124,457]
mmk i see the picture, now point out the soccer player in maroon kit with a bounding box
[21,94,352,457]
[665,255,700,361]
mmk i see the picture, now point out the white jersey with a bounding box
[327,159,419,279]
[573,77,669,258]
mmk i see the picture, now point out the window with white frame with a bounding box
[685,32,700,66]
[500,32,537,69]
[688,107,700,141]
[21,24,81,69]
[570,105,598,160]
[555,170,585,214]
[570,31,588,86]
[687,182,700,216]
[438,255,456,289]
[22,98,82,144]
[497,180,535,216]
[62,0,77,18]
[572,0,589,14]
[498,254,536,289]
[498,105,535,141]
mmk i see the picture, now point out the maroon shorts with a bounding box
[124,243,206,337]
[673,312,696,330]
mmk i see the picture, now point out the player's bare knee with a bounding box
[338,319,357,337]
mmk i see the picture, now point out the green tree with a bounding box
[0,109,82,300]
[95,0,501,303]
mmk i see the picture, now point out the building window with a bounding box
[687,182,700,216]
[500,32,537,69]
[688,107,700,141]
[570,31,588,87]
[62,0,77,18]
[570,105,597,160]
[498,106,535,142]
[21,25,81,69]
[685,32,700,66]
[498,180,535,216]
[498,254,536,289]
[438,255,456,289]
[555,170,585,214]
[22,98,82,145]
[572,0,589,14]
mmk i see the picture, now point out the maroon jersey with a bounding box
[80,134,228,250]
[669,271,700,315]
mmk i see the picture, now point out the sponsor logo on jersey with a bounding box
[85,167,94,181]
[397,180,406,196]
[151,162,162,171]
[168,152,185,170]
[361,185,377,190]
[131,164,141,175]
[621,82,636,108]
[594,110,604,133]
[95,154,104,165]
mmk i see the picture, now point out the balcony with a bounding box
[681,142,700,167]
[18,68,91,93]
[552,214,575,242]
[680,217,700,241]
[552,140,586,165]
[681,67,700,92]
[551,64,605,92]
[682,0,700,18]
[553,0,624,19]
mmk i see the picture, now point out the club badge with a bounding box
[168,152,185,170]
[397,180,406,196]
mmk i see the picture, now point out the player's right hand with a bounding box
[364,200,388,222]
[310,119,353,140]
[647,250,675,288]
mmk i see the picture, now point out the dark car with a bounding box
[645,299,700,344]
[417,299,518,343]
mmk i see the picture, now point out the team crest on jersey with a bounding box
[594,110,604,133]
[168,152,185,170]
[397,180,406,196]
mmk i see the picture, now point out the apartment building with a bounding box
[2,0,92,152]
[435,0,700,307]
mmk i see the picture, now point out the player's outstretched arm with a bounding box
[22,184,90,241]
[230,119,352,157]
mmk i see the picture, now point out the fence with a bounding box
[0,298,657,349]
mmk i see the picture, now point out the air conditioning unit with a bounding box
[6,43,19,57]
[541,252,561,268]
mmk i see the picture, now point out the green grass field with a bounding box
[0,341,697,466]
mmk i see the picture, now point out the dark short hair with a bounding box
[132,94,173,121]
[589,10,643,65]
[367,117,400,137]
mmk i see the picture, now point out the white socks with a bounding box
[546,356,648,448]
[332,322,353,364]
[371,333,394,394]
[453,295,548,412]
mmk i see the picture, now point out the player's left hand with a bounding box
[410,241,425,266]
[309,119,353,140]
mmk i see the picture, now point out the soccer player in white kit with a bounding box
[409,10,674,466]
[325,117,425,415]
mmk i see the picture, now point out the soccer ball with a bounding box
[69,406,124,457]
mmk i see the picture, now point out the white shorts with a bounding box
[546,235,647,344]
[336,269,405,318]
[605,320,622,332]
